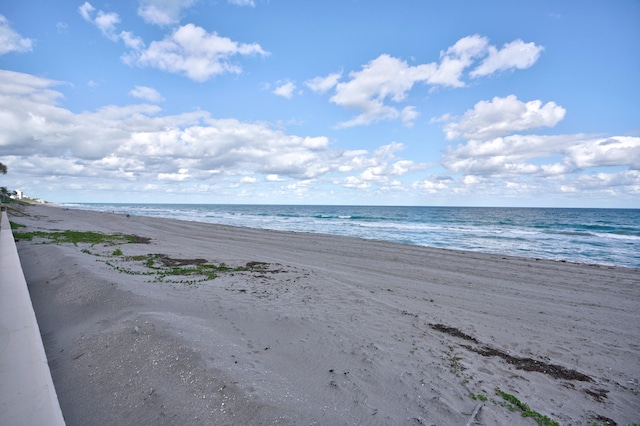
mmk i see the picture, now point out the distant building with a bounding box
[10,189,23,200]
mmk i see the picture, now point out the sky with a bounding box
[0,1,639,207]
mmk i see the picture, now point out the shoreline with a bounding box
[59,202,640,270]
[60,203,640,269]
[12,203,640,425]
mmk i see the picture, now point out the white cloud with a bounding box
[228,0,255,7]
[0,14,33,55]
[120,31,145,50]
[557,170,640,198]
[0,69,62,99]
[564,137,640,170]
[441,134,579,177]
[413,175,452,193]
[78,2,95,21]
[158,169,191,181]
[2,70,433,199]
[94,12,121,41]
[305,71,342,94]
[441,129,640,182]
[471,39,544,77]
[462,175,479,185]
[331,54,435,127]
[273,81,296,99]
[401,106,419,127]
[323,35,544,128]
[443,95,566,140]
[5,67,636,205]
[78,2,120,41]
[129,85,165,103]
[137,0,198,26]
[265,174,285,182]
[436,95,640,193]
[338,142,426,189]
[429,113,452,124]
[428,34,488,87]
[122,24,268,81]
[79,3,267,82]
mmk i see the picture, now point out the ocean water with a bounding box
[65,204,640,269]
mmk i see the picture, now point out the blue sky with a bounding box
[1,0,639,207]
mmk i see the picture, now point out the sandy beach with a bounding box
[10,203,640,425]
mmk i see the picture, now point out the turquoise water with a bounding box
[66,204,640,268]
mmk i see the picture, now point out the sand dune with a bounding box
[12,203,640,425]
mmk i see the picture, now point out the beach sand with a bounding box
[10,203,640,425]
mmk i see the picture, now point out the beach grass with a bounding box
[9,221,26,230]
[17,224,269,285]
[100,252,272,284]
[13,229,147,246]
[495,387,560,426]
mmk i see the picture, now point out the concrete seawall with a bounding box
[0,208,65,425]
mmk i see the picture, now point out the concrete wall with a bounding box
[0,208,65,425]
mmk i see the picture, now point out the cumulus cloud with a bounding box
[0,69,62,101]
[158,168,191,181]
[78,2,120,41]
[129,85,165,102]
[0,14,33,55]
[1,70,432,200]
[441,134,576,177]
[120,31,145,51]
[438,95,640,184]
[564,137,640,170]
[428,34,488,87]
[401,106,419,127]
[78,2,95,22]
[330,54,436,127]
[320,35,543,128]
[443,95,566,140]
[137,0,198,26]
[3,68,639,204]
[79,3,267,81]
[117,120,336,180]
[305,71,342,94]
[273,81,296,99]
[471,39,544,78]
[122,23,268,81]
[336,141,427,190]
[265,174,285,182]
[565,170,640,194]
[413,175,452,193]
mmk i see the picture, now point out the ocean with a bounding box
[64,204,640,269]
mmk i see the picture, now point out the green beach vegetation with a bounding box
[494,387,560,426]
[102,253,267,285]
[13,229,144,246]
[14,224,270,285]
